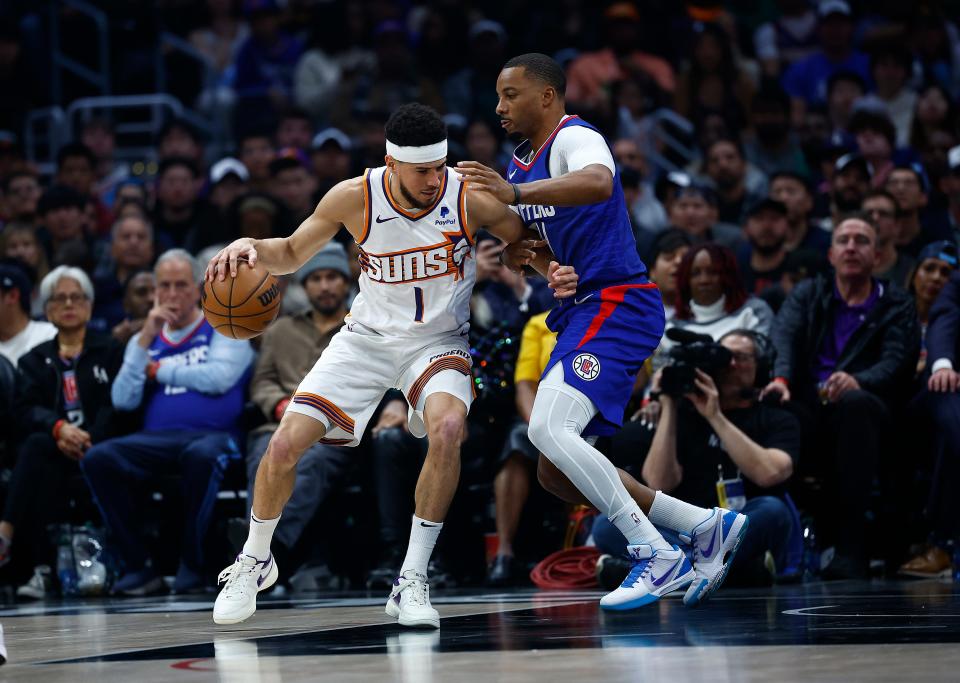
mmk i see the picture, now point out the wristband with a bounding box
[274,398,291,422]
[147,361,159,381]
[511,183,521,205]
[53,419,66,440]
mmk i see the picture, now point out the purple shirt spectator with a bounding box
[815,280,882,381]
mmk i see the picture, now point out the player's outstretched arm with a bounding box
[466,189,577,297]
[456,160,613,207]
[206,178,362,281]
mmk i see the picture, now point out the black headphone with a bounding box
[721,328,777,388]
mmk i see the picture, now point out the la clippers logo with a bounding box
[572,353,600,381]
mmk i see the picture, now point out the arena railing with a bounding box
[49,0,111,104]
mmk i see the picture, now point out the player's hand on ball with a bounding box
[207,238,258,282]
[501,239,547,273]
[456,161,515,205]
[547,261,578,298]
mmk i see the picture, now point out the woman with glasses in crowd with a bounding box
[0,266,126,598]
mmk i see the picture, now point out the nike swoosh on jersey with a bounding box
[573,293,594,305]
[376,215,396,223]
[508,169,517,179]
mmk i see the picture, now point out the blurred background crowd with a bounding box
[0,0,959,598]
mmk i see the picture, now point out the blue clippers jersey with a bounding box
[507,116,647,293]
[144,319,248,433]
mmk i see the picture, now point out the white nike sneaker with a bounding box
[385,570,440,628]
[213,554,279,625]
[599,544,695,611]
[682,507,749,607]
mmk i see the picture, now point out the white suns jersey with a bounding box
[347,166,476,338]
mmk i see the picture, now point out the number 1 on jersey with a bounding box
[413,287,424,323]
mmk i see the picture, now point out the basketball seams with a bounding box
[228,276,236,339]
[206,300,281,319]
[232,270,272,308]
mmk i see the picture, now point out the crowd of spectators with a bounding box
[1,0,960,596]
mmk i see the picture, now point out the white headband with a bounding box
[385,139,448,164]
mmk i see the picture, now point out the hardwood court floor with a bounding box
[1,580,958,681]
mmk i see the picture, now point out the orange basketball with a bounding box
[202,259,282,340]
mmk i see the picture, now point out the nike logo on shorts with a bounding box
[573,293,594,305]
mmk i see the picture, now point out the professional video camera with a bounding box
[659,328,732,397]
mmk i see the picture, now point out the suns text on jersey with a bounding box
[359,239,471,284]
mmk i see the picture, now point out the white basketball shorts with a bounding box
[285,323,475,446]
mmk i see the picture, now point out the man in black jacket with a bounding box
[761,215,920,577]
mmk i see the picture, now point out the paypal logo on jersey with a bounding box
[435,205,456,226]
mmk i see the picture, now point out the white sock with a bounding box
[400,515,443,577]
[242,513,280,561]
[648,491,713,536]
[610,502,672,550]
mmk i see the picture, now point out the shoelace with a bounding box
[402,578,430,606]
[218,559,258,597]
[620,558,653,588]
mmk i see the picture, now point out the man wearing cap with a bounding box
[941,145,960,246]
[207,103,577,628]
[310,129,353,196]
[209,158,250,214]
[886,165,955,259]
[245,242,353,582]
[739,198,791,295]
[0,259,55,364]
[818,152,870,233]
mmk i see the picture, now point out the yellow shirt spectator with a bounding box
[514,312,558,384]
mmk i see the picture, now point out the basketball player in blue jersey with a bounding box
[456,53,749,610]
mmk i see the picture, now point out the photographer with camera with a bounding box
[594,329,799,587]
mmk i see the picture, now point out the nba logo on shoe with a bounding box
[572,353,600,381]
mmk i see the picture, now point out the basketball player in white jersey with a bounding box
[206,104,575,628]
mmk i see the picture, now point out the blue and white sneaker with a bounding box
[599,544,694,611]
[682,508,749,607]
[213,553,278,624]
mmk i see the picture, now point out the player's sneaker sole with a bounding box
[600,567,695,611]
[212,559,279,625]
[684,513,749,607]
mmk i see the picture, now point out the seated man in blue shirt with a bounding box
[81,249,255,595]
